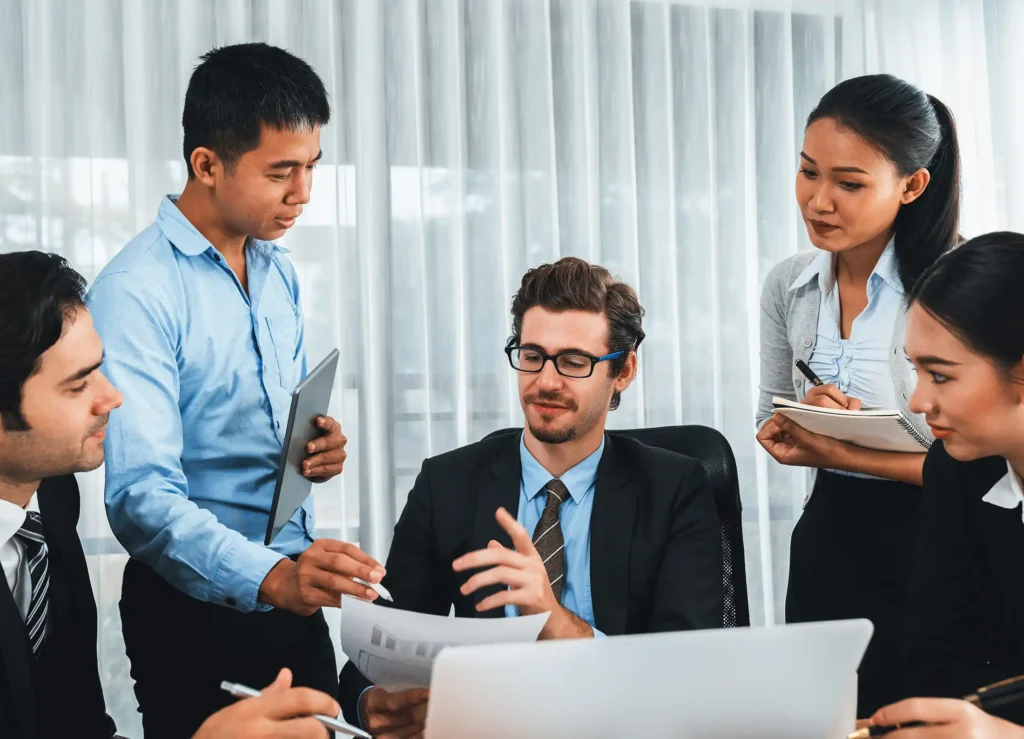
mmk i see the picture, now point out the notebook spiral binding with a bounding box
[897,414,933,449]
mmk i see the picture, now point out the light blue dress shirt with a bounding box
[790,239,905,478]
[88,196,313,612]
[508,434,606,637]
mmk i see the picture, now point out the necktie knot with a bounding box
[543,479,569,511]
[16,511,45,546]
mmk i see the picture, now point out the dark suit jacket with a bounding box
[0,475,115,738]
[339,432,723,722]
[905,442,1024,724]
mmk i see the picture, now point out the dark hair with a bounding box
[182,42,330,178]
[910,232,1024,371]
[0,252,87,431]
[510,257,645,411]
[807,73,961,292]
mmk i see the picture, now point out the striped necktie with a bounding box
[533,480,568,603]
[15,511,49,656]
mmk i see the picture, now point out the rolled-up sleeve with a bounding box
[89,273,284,612]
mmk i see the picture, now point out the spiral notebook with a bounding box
[771,397,931,453]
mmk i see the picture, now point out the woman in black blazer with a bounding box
[883,231,1024,731]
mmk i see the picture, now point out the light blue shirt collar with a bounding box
[519,433,604,504]
[788,238,901,295]
[156,195,290,258]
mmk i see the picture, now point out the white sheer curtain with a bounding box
[0,0,1019,733]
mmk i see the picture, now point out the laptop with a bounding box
[425,619,872,739]
[264,348,340,546]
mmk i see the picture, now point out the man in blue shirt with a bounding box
[88,44,384,738]
[339,258,724,736]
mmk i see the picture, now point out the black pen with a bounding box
[795,359,824,387]
[848,722,926,738]
[848,674,1024,738]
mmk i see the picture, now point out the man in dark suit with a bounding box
[0,251,341,739]
[340,257,724,737]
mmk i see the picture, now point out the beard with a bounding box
[524,390,583,444]
[528,420,578,445]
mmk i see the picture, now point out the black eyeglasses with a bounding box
[504,345,625,379]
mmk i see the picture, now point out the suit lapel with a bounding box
[590,434,636,636]
[0,486,40,737]
[470,435,522,618]
[37,477,94,633]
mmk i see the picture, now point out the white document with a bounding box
[339,595,550,691]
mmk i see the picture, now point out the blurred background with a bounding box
[2,0,1021,733]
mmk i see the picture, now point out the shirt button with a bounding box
[803,339,812,348]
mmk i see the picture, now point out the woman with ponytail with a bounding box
[755,74,962,716]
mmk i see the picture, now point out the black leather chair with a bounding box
[484,425,749,628]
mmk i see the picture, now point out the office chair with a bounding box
[484,425,749,628]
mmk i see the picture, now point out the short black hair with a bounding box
[182,42,331,177]
[0,252,87,431]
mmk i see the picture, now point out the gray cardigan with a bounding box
[756,251,932,444]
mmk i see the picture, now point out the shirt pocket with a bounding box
[265,312,298,390]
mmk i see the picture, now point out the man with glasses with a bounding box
[338,257,723,737]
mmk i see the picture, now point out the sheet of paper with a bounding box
[340,595,549,691]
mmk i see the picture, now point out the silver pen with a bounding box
[356,579,393,602]
[220,681,371,738]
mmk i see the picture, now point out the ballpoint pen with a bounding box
[220,681,372,738]
[795,359,824,387]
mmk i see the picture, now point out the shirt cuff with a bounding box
[357,685,374,729]
[212,538,287,612]
[592,626,607,639]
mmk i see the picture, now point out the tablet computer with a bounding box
[264,348,340,546]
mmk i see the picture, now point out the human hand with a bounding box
[258,539,385,616]
[304,416,347,482]
[192,668,339,739]
[867,697,1024,738]
[453,507,589,639]
[802,384,862,410]
[757,412,847,469]
[358,687,430,739]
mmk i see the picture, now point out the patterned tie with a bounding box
[533,479,568,603]
[15,511,49,656]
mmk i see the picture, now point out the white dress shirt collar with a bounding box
[0,493,38,548]
[981,461,1024,522]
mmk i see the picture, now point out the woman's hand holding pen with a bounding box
[794,359,862,410]
[861,698,1024,738]
[803,384,862,410]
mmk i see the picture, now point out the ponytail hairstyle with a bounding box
[807,74,962,292]
[911,232,1024,374]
